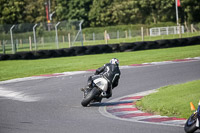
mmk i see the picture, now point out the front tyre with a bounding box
[184,113,198,133]
[81,87,100,107]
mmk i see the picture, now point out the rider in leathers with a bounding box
[82,58,121,99]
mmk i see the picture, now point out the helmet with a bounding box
[110,58,119,65]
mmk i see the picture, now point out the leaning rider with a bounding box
[81,58,121,99]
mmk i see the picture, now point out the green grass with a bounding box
[0,44,200,81]
[136,80,200,118]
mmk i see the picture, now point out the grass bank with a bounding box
[136,80,200,118]
[0,45,200,81]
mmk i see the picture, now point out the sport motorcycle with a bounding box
[184,100,200,133]
[81,75,109,107]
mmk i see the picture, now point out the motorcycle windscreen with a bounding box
[93,78,108,92]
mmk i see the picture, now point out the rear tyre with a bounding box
[184,113,198,133]
[81,87,100,107]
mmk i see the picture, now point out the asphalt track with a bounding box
[0,60,200,133]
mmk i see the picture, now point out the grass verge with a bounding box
[0,45,200,81]
[136,80,200,118]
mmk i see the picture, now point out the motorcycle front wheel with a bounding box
[81,87,100,107]
[184,113,198,133]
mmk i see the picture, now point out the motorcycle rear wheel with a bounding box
[184,113,198,133]
[81,87,100,107]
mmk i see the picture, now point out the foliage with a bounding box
[82,22,176,34]
[66,0,93,27]
[0,0,200,27]
[24,0,46,23]
[0,0,26,24]
[181,0,200,23]
[55,0,69,21]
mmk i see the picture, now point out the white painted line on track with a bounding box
[162,120,186,125]
[0,87,40,102]
[0,76,50,85]
[150,61,174,65]
[194,57,200,60]
[0,71,89,85]
[119,66,131,69]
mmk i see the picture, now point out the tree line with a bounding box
[0,0,200,28]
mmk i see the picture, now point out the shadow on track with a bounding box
[89,101,133,107]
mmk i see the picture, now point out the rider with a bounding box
[81,58,121,99]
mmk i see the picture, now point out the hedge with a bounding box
[0,36,200,61]
[82,22,176,34]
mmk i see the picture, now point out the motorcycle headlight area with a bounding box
[93,78,108,91]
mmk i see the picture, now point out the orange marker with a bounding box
[190,102,196,111]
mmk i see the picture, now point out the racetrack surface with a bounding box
[0,60,200,133]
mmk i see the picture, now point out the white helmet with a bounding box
[110,58,119,65]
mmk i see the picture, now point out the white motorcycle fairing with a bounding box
[93,78,108,92]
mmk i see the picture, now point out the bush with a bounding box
[82,22,176,34]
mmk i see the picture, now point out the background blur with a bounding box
[0,0,200,54]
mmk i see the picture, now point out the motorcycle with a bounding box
[81,75,109,107]
[184,100,200,133]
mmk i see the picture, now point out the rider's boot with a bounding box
[80,87,86,92]
[80,86,91,97]
[80,86,89,92]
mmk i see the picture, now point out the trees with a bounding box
[24,0,46,23]
[88,0,114,27]
[140,0,176,24]
[67,0,93,27]
[55,0,93,27]
[181,0,200,23]
[88,0,143,26]
[0,0,26,24]
[0,0,199,26]
[55,0,69,21]
[88,0,179,26]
